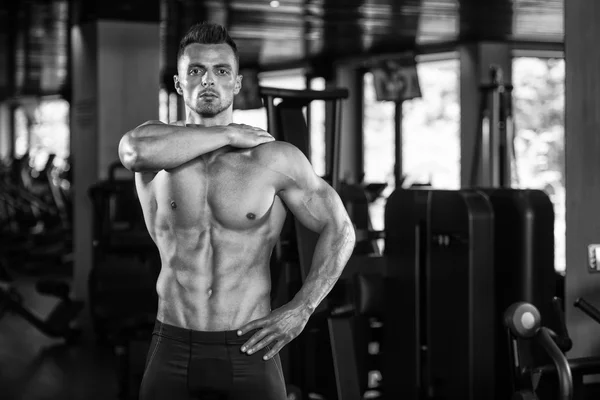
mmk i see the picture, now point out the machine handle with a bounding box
[552,297,573,352]
[259,86,349,101]
[538,327,573,400]
[574,298,600,325]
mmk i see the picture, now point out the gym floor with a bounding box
[0,274,122,400]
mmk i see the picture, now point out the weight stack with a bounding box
[384,188,496,400]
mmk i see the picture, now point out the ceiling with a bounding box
[0,0,564,100]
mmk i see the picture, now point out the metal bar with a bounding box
[259,86,349,101]
[538,327,573,400]
[332,98,342,191]
[574,298,600,325]
[328,317,362,400]
[394,101,403,187]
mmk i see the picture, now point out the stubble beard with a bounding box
[193,96,233,117]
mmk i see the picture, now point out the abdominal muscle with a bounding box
[152,224,274,332]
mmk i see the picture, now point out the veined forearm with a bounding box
[119,123,231,172]
[292,222,356,314]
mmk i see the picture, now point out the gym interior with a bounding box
[0,0,599,399]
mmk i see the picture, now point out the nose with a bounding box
[201,71,215,87]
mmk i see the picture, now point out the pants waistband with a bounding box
[153,319,256,345]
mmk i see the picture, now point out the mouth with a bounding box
[199,91,218,98]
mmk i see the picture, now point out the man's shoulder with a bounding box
[252,140,306,168]
[249,141,315,187]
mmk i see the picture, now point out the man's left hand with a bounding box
[237,301,312,360]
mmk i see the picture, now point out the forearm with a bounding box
[119,122,231,172]
[291,221,356,314]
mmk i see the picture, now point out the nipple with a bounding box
[247,213,256,220]
[170,201,177,209]
[207,288,213,297]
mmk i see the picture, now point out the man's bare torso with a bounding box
[135,142,287,331]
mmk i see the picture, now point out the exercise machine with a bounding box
[88,162,159,399]
[384,188,496,399]
[0,279,83,343]
[505,298,600,399]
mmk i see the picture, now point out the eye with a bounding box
[217,68,229,75]
[189,67,201,75]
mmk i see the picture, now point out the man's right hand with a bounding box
[227,123,275,148]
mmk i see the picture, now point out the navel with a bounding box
[170,200,177,209]
[247,213,256,220]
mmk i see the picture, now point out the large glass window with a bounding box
[512,56,565,273]
[309,77,326,177]
[363,57,460,233]
[14,107,29,158]
[29,99,70,170]
[402,59,460,189]
[363,73,396,187]
[159,88,180,124]
[13,98,70,170]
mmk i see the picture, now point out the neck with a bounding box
[185,107,234,162]
[185,108,233,127]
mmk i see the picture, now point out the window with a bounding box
[13,98,70,171]
[512,56,565,273]
[29,99,70,170]
[363,57,460,234]
[159,88,179,123]
[363,72,396,187]
[402,58,460,189]
[159,88,168,123]
[309,77,326,177]
[14,107,28,158]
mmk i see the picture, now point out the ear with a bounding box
[173,75,183,95]
[233,74,243,95]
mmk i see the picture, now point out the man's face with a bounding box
[174,43,242,117]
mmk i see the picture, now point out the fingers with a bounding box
[263,338,287,360]
[244,333,279,356]
[240,329,269,353]
[237,318,266,336]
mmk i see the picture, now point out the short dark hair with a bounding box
[177,22,239,66]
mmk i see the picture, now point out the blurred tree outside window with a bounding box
[512,56,565,273]
[14,99,70,171]
[309,77,326,177]
[29,99,70,170]
[159,88,169,123]
[363,58,460,234]
[402,59,460,190]
[14,107,28,158]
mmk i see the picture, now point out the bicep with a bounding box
[264,140,351,233]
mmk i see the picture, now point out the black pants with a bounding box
[139,319,287,400]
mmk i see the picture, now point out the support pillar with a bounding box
[335,64,363,184]
[564,0,600,358]
[70,18,160,328]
